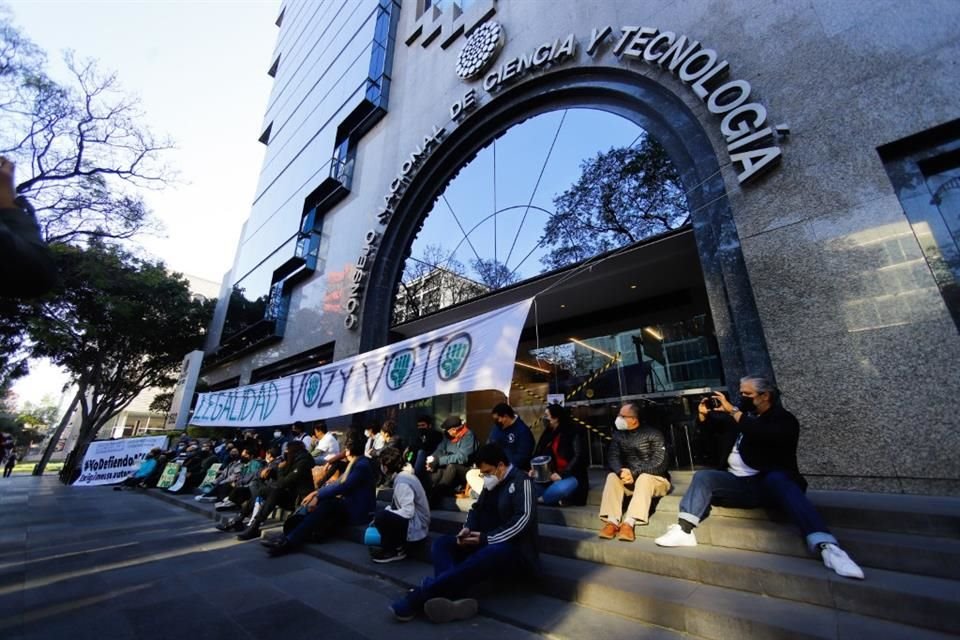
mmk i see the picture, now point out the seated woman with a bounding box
[529,403,589,506]
[114,448,161,490]
[369,447,430,563]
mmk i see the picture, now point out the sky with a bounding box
[6,0,280,408]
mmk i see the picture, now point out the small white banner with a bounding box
[190,298,535,428]
[74,435,168,486]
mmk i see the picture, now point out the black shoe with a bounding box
[263,536,292,557]
[216,517,243,532]
[236,524,261,541]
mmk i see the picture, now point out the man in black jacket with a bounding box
[237,439,315,540]
[391,443,537,624]
[598,401,670,542]
[406,414,442,477]
[654,376,864,580]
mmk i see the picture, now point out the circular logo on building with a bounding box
[456,21,504,81]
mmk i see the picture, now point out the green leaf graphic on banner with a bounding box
[305,373,321,405]
[387,350,415,390]
[438,333,472,381]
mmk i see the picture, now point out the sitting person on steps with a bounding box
[236,439,316,540]
[530,403,589,506]
[598,401,671,542]
[391,443,538,624]
[654,375,864,580]
[369,447,430,564]
[423,416,477,505]
[261,429,376,556]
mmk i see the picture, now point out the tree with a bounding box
[394,244,487,324]
[0,16,172,245]
[17,397,59,431]
[539,136,689,270]
[0,15,174,388]
[29,241,214,479]
[471,257,519,289]
[148,391,173,414]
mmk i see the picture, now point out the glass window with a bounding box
[221,235,298,343]
[393,108,689,326]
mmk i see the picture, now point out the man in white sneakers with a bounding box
[655,376,864,580]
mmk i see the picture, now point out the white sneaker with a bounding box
[655,523,698,547]
[214,499,236,511]
[821,544,864,579]
[197,495,217,503]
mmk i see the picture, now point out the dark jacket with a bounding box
[0,203,56,298]
[276,449,316,502]
[606,427,669,480]
[705,405,806,489]
[488,417,535,470]
[533,422,589,505]
[409,428,443,457]
[466,465,539,570]
[315,455,377,525]
[431,429,477,466]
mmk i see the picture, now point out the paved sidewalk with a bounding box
[0,476,539,640]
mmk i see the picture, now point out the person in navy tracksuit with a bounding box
[390,443,538,623]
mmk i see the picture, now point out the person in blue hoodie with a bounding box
[114,448,161,490]
[260,430,375,556]
[487,403,534,471]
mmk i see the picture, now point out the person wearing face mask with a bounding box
[488,403,535,471]
[369,446,431,563]
[597,401,670,542]
[196,447,245,502]
[529,404,589,506]
[391,443,537,624]
[214,445,265,511]
[236,439,316,541]
[654,376,864,580]
[260,430,376,555]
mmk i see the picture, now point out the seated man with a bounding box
[488,403,534,471]
[391,443,538,624]
[406,414,442,476]
[424,416,477,505]
[214,446,265,511]
[261,430,376,555]
[598,401,671,542]
[195,447,243,502]
[236,439,316,540]
[654,376,864,580]
[310,421,340,464]
[369,447,430,563]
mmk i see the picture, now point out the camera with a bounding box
[704,397,721,410]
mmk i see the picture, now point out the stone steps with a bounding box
[416,511,960,633]
[318,532,956,640]
[142,482,960,638]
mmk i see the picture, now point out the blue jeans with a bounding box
[402,535,527,608]
[678,469,836,552]
[533,477,579,506]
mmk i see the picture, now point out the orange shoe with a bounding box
[617,522,636,542]
[598,521,618,539]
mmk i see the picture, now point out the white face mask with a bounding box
[273,431,282,438]
[482,471,502,492]
[614,416,630,431]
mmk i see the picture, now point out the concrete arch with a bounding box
[360,65,772,387]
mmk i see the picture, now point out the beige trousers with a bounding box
[599,472,671,525]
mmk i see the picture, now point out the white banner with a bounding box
[190,298,534,428]
[74,435,168,486]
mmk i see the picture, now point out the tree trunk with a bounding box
[59,412,111,484]
[33,389,81,476]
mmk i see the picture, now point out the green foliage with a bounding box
[27,240,214,476]
[540,136,690,270]
[149,391,173,414]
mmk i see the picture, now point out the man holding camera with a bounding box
[654,376,864,580]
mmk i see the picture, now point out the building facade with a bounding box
[201,0,960,494]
